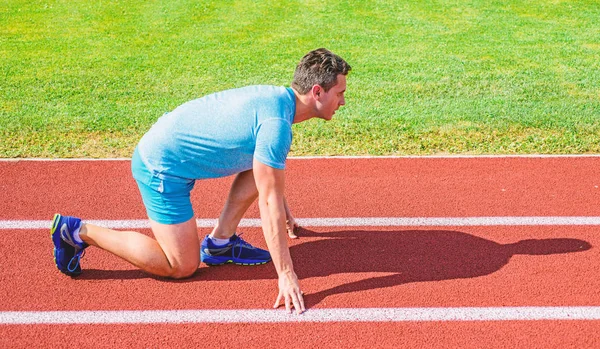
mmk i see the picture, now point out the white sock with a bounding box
[72,225,84,244]
[210,236,230,246]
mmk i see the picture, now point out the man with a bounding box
[51,48,351,315]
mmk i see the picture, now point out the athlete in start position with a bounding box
[51,48,351,314]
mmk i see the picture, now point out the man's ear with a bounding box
[311,85,322,99]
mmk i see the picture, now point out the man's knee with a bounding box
[169,262,198,279]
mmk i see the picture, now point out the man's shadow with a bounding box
[80,228,591,307]
[289,228,591,306]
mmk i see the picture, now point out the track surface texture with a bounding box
[1,156,599,348]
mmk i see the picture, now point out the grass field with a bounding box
[1,0,599,157]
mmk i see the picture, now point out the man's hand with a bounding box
[273,271,305,314]
[284,197,300,239]
[286,216,299,239]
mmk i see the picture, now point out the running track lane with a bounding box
[2,157,599,219]
[1,226,599,310]
[1,157,600,348]
[2,322,599,348]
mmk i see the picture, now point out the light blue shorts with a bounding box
[131,148,196,225]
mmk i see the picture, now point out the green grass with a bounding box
[1,0,599,157]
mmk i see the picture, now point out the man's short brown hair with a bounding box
[292,48,351,95]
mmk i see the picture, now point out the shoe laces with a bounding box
[67,248,86,273]
[232,233,254,259]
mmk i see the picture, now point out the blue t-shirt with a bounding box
[136,85,296,181]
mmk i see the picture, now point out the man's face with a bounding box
[315,74,347,120]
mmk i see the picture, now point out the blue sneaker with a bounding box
[51,214,88,277]
[200,233,271,266]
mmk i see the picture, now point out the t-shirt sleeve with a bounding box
[254,118,292,170]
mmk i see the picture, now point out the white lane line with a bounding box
[1,307,600,324]
[2,154,600,161]
[3,217,600,229]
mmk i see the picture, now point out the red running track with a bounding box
[1,157,599,348]
[3,157,600,220]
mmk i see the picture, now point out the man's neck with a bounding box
[291,88,315,124]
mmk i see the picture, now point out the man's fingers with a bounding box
[275,291,306,314]
[287,222,300,239]
[298,291,306,313]
[285,294,292,314]
[292,292,304,315]
[273,292,283,309]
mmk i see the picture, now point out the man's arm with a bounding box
[253,158,305,314]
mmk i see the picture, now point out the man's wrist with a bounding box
[277,268,295,277]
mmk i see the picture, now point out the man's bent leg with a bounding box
[80,217,199,279]
[210,169,298,239]
[150,217,200,278]
[211,170,258,239]
[200,169,271,265]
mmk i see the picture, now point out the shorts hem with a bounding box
[147,213,195,226]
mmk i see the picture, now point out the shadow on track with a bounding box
[78,227,591,307]
[290,228,591,307]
